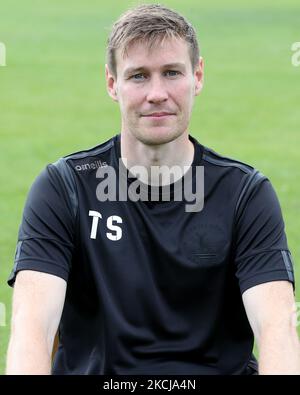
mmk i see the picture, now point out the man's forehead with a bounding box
[115,37,191,72]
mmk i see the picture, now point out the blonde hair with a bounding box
[106,4,200,76]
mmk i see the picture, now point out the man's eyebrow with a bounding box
[123,63,186,76]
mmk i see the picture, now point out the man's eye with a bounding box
[130,73,146,81]
[165,70,180,77]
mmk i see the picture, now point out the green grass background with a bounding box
[0,0,299,374]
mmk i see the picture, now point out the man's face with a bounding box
[106,37,203,146]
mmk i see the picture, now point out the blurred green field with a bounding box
[0,0,299,375]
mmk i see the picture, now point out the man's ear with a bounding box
[194,57,204,96]
[105,64,118,102]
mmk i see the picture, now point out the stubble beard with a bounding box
[126,113,187,147]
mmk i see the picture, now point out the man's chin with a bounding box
[136,128,181,146]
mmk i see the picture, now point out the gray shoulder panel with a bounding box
[202,148,268,223]
[234,169,268,219]
[63,139,114,161]
[202,151,253,174]
[52,158,78,219]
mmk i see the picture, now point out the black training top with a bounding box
[8,134,295,375]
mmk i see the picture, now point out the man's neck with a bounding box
[120,132,194,186]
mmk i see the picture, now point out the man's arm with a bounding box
[242,280,300,374]
[6,270,66,375]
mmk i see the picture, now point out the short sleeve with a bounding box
[234,173,295,294]
[7,162,77,287]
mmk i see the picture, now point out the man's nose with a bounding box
[146,76,168,103]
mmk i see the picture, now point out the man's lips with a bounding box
[141,112,175,117]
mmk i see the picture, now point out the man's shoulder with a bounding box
[51,135,117,173]
[199,144,270,215]
[198,143,269,201]
[37,135,117,218]
[63,135,116,162]
[201,145,255,176]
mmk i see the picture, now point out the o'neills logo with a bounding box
[75,160,108,171]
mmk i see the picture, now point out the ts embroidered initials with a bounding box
[89,210,123,241]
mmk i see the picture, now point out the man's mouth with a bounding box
[141,112,176,118]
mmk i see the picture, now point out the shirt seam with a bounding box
[235,248,291,262]
[14,258,70,274]
[239,269,294,285]
[18,236,73,248]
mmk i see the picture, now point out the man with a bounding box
[6,4,300,375]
